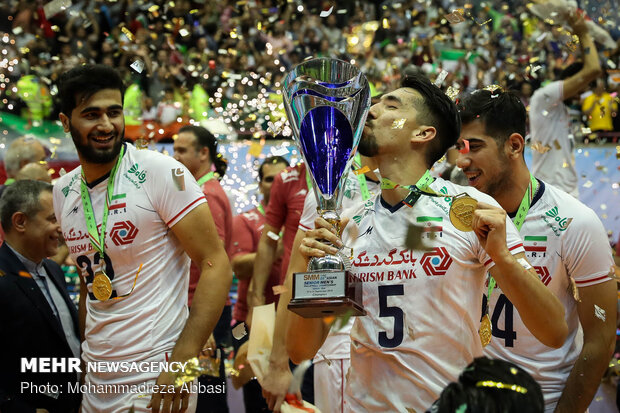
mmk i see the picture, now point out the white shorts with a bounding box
[314,357,350,413]
[80,353,198,413]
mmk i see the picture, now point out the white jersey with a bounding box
[484,180,613,411]
[529,81,579,197]
[298,172,380,362]
[53,143,206,365]
[342,178,525,412]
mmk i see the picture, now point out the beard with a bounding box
[358,128,379,157]
[70,124,124,164]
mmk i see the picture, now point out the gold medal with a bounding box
[479,313,492,347]
[93,271,113,301]
[450,194,478,232]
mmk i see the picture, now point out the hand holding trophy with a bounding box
[282,58,371,318]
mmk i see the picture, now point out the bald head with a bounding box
[4,137,47,178]
[16,162,52,183]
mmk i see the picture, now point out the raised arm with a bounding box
[562,11,602,100]
[473,203,568,348]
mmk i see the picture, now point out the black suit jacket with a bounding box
[0,242,81,413]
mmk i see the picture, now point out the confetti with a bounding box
[43,0,72,19]
[583,180,593,188]
[391,119,406,129]
[445,10,466,24]
[129,60,145,74]
[59,168,67,176]
[404,224,433,252]
[446,86,460,101]
[232,322,248,340]
[267,231,280,241]
[121,27,135,42]
[434,70,449,87]
[459,139,470,154]
[320,6,334,18]
[271,146,289,156]
[353,166,370,175]
[318,353,332,366]
[272,285,288,295]
[594,304,606,321]
[553,139,562,150]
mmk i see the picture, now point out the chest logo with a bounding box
[110,221,139,246]
[420,247,452,276]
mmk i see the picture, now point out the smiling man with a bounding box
[456,89,615,412]
[54,64,232,413]
[286,73,567,412]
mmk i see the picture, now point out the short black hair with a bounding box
[0,180,53,233]
[178,125,228,177]
[457,89,526,149]
[401,73,461,166]
[428,357,544,413]
[258,156,289,181]
[57,64,125,116]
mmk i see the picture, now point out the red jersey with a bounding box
[230,206,281,322]
[188,177,233,307]
[265,163,308,284]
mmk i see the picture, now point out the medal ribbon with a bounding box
[197,171,215,185]
[257,203,265,216]
[80,145,126,257]
[353,153,371,201]
[486,174,539,309]
[305,170,312,191]
[380,170,440,207]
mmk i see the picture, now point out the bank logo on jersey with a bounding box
[545,207,572,231]
[127,163,147,184]
[416,216,443,239]
[523,235,547,257]
[110,221,139,246]
[534,266,551,286]
[420,247,452,276]
[280,168,299,183]
[172,168,185,191]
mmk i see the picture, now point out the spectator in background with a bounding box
[230,155,289,413]
[173,124,232,413]
[529,11,601,198]
[582,78,617,141]
[0,180,81,413]
[1,136,48,197]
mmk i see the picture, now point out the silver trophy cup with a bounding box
[282,57,371,318]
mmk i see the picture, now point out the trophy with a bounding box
[282,58,371,318]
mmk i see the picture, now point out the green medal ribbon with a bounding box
[380,170,438,207]
[257,203,265,216]
[486,174,539,310]
[80,145,126,258]
[353,153,371,201]
[197,171,215,186]
[305,170,312,191]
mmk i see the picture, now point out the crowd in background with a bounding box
[0,0,619,142]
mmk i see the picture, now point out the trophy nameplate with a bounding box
[289,270,365,318]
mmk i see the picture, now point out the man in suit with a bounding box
[0,180,81,413]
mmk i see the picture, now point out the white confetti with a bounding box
[594,304,606,322]
[267,231,280,241]
[271,146,289,156]
[43,0,72,19]
[232,322,248,340]
[130,60,145,74]
[434,70,449,87]
[59,168,67,176]
[320,6,334,18]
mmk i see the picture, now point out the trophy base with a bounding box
[288,270,365,318]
